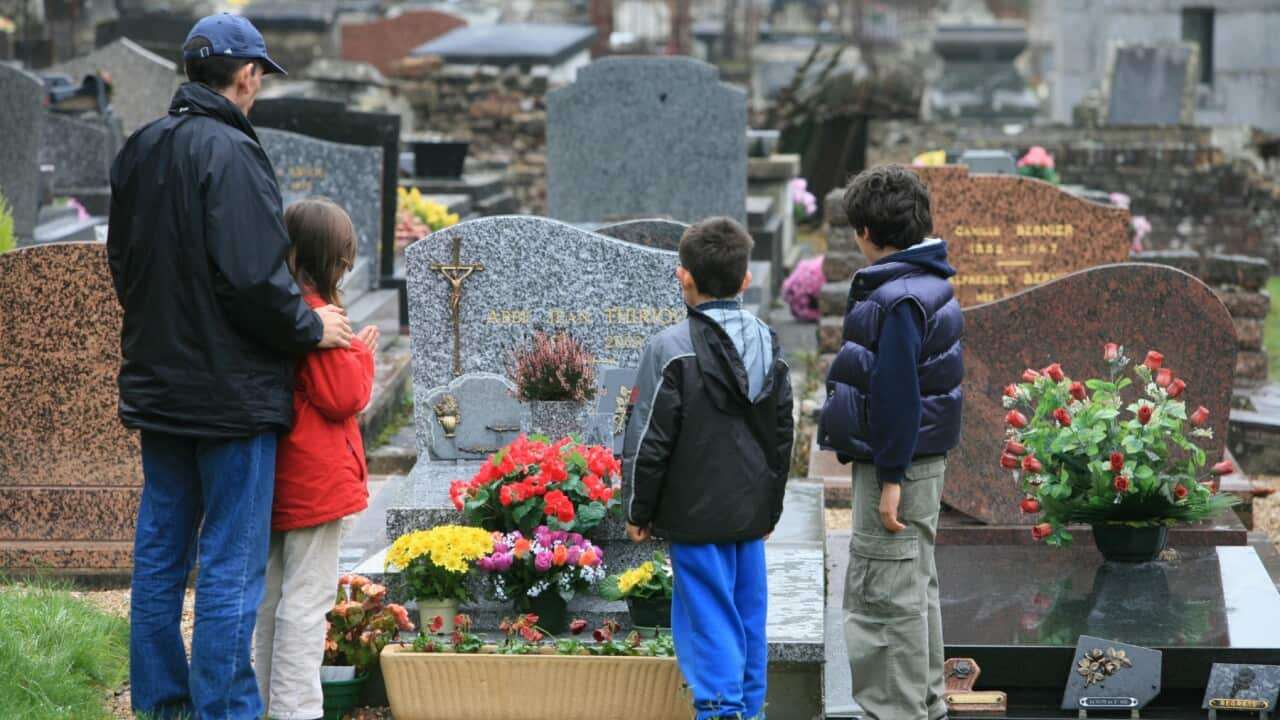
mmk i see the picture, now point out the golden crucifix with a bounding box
[429,236,484,377]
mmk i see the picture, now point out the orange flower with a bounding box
[579,549,598,567]
[553,545,569,566]
[514,538,532,558]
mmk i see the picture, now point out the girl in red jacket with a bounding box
[254,197,378,720]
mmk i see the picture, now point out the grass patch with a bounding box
[1266,277,1280,382]
[371,388,414,449]
[0,583,129,720]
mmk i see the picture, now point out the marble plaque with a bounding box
[547,57,746,225]
[1061,636,1161,711]
[1203,664,1280,713]
[419,373,522,461]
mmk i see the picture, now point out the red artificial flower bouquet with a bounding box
[1001,344,1238,546]
[450,435,622,535]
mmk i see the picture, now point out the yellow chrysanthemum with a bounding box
[385,525,493,573]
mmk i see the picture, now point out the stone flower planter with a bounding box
[380,645,691,720]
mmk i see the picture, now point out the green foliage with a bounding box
[1003,347,1238,546]
[1016,165,1061,186]
[0,582,129,720]
[599,551,674,601]
[0,192,15,254]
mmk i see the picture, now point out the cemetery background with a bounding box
[2,0,1280,718]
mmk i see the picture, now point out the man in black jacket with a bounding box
[107,14,351,720]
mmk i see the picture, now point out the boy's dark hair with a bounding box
[842,164,933,250]
[183,36,255,90]
[679,216,754,299]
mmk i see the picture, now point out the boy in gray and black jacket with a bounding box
[623,216,794,720]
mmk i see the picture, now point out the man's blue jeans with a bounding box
[131,430,276,720]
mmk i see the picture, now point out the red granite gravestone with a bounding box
[0,243,140,574]
[945,263,1236,528]
[340,10,467,76]
[916,166,1131,307]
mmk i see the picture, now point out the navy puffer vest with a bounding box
[819,244,964,462]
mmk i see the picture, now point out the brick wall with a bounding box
[390,56,552,215]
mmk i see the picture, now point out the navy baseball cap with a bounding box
[183,14,287,76]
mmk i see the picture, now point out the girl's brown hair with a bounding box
[284,197,358,307]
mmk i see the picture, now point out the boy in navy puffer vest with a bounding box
[819,165,964,720]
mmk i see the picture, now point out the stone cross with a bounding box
[429,236,484,377]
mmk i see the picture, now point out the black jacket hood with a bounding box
[169,81,259,143]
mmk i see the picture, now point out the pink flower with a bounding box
[1017,146,1055,169]
[781,255,825,322]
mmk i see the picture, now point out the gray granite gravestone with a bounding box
[39,113,118,193]
[257,128,383,297]
[405,215,686,398]
[1061,636,1161,712]
[51,38,180,135]
[546,57,747,225]
[1104,43,1199,127]
[595,217,771,312]
[594,366,638,455]
[0,64,44,246]
[419,372,523,461]
[1203,664,1280,714]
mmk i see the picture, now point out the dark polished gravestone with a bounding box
[938,544,1280,709]
[944,263,1236,527]
[546,57,747,226]
[249,98,401,283]
[257,128,383,297]
[1104,43,1200,127]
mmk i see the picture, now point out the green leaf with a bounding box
[576,502,607,528]
[1117,378,1133,389]
[513,503,533,523]
[1134,465,1155,480]
[1085,380,1116,391]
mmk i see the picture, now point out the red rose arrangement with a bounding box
[450,435,622,535]
[1001,344,1238,545]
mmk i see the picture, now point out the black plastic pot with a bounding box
[1091,524,1169,563]
[411,140,469,179]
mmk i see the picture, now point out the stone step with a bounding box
[0,540,134,581]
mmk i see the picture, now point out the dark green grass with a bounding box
[0,583,129,720]
[1266,277,1280,382]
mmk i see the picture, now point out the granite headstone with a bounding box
[916,165,1130,307]
[1104,43,1199,127]
[406,215,685,407]
[0,64,45,245]
[546,57,747,225]
[1203,664,1280,713]
[419,373,523,461]
[257,128,383,295]
[595,366,638,455]
[250,99,401,280]
[0,243,141,574]
[39,112,119,193]
[51,38,180,135]
[945,263,1236,525]
[594,218,688,251]
[1061,636,1161,712]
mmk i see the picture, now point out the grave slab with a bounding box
[39,113,119,193]
[1104,43,1199,127]
[258,128,384,296]
[0,64,44,245]
[410,23,595,67]
[0,243,140,574]
[546,57,746,225]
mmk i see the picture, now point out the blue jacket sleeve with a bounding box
[870,300,925,484]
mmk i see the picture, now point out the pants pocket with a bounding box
[846,530,923,618]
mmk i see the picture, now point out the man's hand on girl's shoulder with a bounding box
[626,523,651,543]
[315,304,352,349]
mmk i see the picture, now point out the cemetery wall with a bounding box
[390,56,552,215]
[868,122,1280,271]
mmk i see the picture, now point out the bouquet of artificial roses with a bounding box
[477,526,606,604]
[450,435,621,535]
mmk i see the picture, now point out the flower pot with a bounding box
[321,672,368,720]
[526,400,585,441]
[416,597,460,633]
[381,645,690,720]
[319,665,356,682]
[357,659,389,708]
[1091,524,1169,563]
[515,592,568,634]
[627,596,672,633]
[410,140,469,179]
